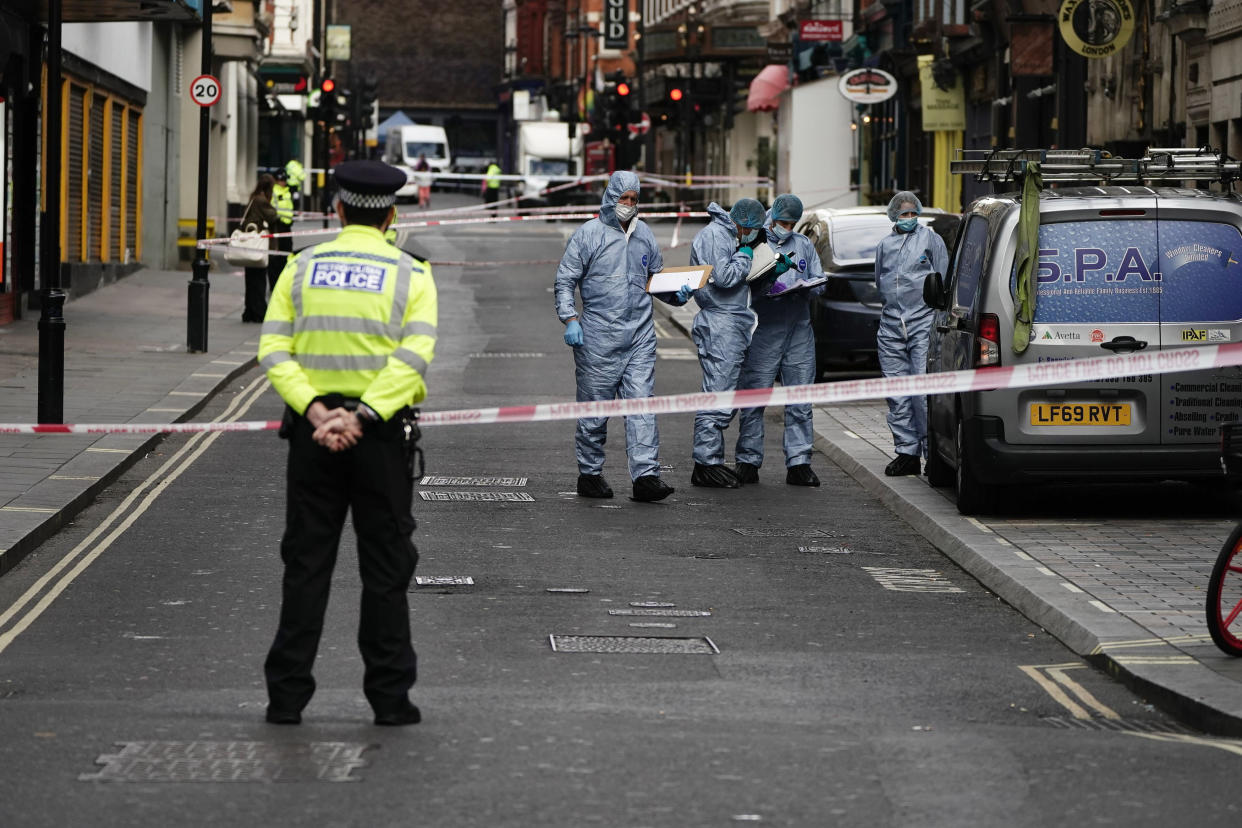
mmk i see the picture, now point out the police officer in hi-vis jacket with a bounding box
[258,160,437,727]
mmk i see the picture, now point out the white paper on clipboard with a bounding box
[745,243,778,282]
[646,264,713,294]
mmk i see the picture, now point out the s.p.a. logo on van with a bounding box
[310,262,387,293]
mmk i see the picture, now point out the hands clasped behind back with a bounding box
[306,400,365,452]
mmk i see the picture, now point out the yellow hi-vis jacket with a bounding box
[258,224,437,420]
[485,163,502,189]
[272,182,294,226]
[284,159,306,188]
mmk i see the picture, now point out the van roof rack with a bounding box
[951,147,1242,186]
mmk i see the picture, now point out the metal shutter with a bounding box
[110,103,123,261]
[125,108,141,260]
[66,83,85,262]
[88,94,105,261]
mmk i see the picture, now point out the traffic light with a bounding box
[669,87,683,102]
[358,73,379,131]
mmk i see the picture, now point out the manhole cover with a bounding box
[733,528,831,537]
[1041,717,1196,735]
[549,635,719,654]
[79,741,371,783]
[420,476,528,487]
[418,491,535,502]
[414,576,474,586]
[608,608,712,617]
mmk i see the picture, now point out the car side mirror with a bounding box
[923,272,949,310]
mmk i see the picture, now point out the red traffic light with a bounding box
[669,88,683,102]
[321,78,336,93]
[617,82,631,97]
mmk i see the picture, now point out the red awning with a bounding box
[747,65,789,112]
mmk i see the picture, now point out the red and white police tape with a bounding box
[2,343,1239,435]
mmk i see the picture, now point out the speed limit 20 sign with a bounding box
[190,74,221,107]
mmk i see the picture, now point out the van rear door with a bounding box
[998,208,1162,446]
[1154,202,1242,444]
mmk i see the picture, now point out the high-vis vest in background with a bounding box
[272,182,294,226]
[485,163,501,189]
[284,159,306,189]
[258,224,438,419]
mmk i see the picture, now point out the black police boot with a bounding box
[786,464,820,486]
[577,474,614,498]
[735,462,760,485]
[884,454,921,477]
[265,706,302,725]
[374,702,422,726]
[632,475,674,502]
[691,462,741,488]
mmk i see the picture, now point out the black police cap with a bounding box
[334,161,407,209]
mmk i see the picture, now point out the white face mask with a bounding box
[614,203,637,222]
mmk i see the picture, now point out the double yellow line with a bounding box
[0,378,271,658]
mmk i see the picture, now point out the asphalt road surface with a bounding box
[1,199,1239,826]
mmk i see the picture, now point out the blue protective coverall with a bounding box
[689,202,759,465]
[735,227,825,469]
[873,192,949,458]
[554,172,667,480]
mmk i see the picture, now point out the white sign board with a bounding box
[837,68,898,104]
[189,74,221,107]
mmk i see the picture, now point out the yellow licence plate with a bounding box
[1030,402,1132,426]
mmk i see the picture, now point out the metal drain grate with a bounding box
[420,476,529,486]
[608,608,712,617]
[467,352,546,358]
[798,546,852,554]
[549,635,719,654]
[418,491,535,502]
[414,576,474,586]
[79,741,371,783]
[863,567,964,593]
[1041,717,1196,735]
[733,528,831,537]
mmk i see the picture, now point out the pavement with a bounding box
[2,257,1242,736]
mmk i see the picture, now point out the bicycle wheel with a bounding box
[1207,522,1242,657]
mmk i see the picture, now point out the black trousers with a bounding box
[264,411,419,715]
[243,266,268,321]
[268,231,293,292]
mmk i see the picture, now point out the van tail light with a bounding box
[976,313,1001,367]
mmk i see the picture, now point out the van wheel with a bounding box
[955,417,998,515]
[925,425,953,488]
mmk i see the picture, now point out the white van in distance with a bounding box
[383,124,452,199]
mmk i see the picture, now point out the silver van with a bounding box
[923,150,1242,513]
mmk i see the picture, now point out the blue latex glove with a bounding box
[674,284,694,305]
[564,319,583,347]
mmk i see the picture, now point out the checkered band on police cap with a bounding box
[332,160,406,210]
[337,187,398,209]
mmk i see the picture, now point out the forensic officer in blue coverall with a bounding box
[734,194,824,487]
[873,190,948,476]
[554,170,691,502]
[686,198,767,488]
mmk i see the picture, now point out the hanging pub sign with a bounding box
[837,68,898,104]
[604,0,629,50]
[1058,0,1135,58]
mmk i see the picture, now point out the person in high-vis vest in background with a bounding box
[483,159,502,211]
[268,170,295,293]
[258,160,437,728]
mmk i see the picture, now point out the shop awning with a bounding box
[747,64,789,112]
[13,0,200,23]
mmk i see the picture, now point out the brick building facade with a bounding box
[330,0,505,166]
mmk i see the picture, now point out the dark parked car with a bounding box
[796,206,960,374]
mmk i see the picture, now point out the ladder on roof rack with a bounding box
[951,147,1242,185]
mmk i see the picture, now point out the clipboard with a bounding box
[745,242,778,282]
[646,264,713,294]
